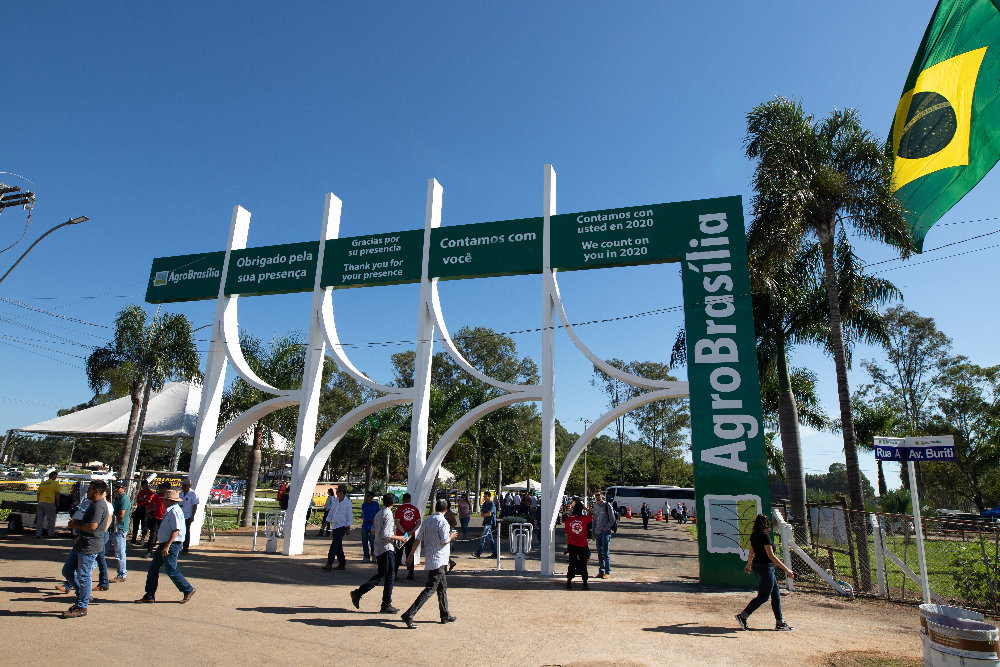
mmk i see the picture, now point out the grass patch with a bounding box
[684,524,697,539]
[819,651,921,667]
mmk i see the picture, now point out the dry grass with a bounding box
[816,651,922,667]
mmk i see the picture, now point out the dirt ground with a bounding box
[0,516,926,667]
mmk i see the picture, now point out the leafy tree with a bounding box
[590,359,638,486]
[745,97,912,589]
[86,304,201,485]
[627,361,689,485]
[849,394,902,497]
[220,330,314,526]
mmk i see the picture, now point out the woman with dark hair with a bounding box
[564,500,593,590]
[735,514,795,632]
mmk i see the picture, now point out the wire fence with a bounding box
[774,502,1000,616]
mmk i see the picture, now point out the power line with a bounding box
[0,296,110,328]
[867,226,1000,267]
[872,241,1000,274]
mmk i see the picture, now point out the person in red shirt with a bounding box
[131,480,155,545]
[393,493,421,580]
[564,499,593,590]
[145,482,169,558]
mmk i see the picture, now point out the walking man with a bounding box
[593,490,615,579]
[349,494,408,614]
[109,482,130,582]
[136,489,195,604]
[179,478,199,553]
[360,491,379,563]
[57,480,110,618]
[640,502,651,530]
[322,485,352,571]
[394,493,421,579]
[471,491,497,559]
[35,470,60,537]
[401,498,457,628]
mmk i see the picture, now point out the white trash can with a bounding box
[925,616,1000,667]
[920,604,987,666]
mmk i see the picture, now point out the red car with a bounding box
[210,484,234,503]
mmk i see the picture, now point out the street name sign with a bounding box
[873,436,956,462]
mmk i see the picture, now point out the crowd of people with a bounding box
[37,477,793,631]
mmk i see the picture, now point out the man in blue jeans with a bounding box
[472,491,497,559]
[108,482,130,582]
[58,480,111,618]
[593,490,615,579]
[360,491,380,563]
[135,489,195,604]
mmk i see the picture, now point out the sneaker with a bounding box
[379,605,399,614]
[111,576,127,584]
[181,589,196,604]
[401,614,416,629]
[775,622,793,631]
[135,595,155,603]
[735,613,748,631]
[350,590,361,610]
[62,605,87,618]
[440,615,457,623]
[471,553,481,559]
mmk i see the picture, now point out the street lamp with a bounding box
[0,216,88,285]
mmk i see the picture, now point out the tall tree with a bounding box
[848,393,902,497]
[745,97,912,590]
[86,304,201,486]
[591,359,635,485]
[628,361,689,485]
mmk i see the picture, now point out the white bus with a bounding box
[605,485,696,517]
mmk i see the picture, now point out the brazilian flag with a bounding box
[890,0,1000,251]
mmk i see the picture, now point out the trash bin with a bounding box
[919,605,989,666]
[925,616,1000,666]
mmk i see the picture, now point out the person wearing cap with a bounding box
[108,482,131,582]
[135,489,196,604]
[57,479,111,618]
[131,479,154,544]
[349,494,408,614]
[179,478,199,553]
[35,470,60,538]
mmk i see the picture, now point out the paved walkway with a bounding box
[0,516,925,666]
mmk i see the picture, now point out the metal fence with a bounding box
[774,502,1000,615]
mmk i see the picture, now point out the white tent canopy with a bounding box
[502,479,541,491]
[17,382,201,439]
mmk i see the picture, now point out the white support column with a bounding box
[871,513,886,597]
[408,179,442,498]
[285,193,342,556]
[188,205,250,547]
[540,164,557,576]
[908,460,932,604]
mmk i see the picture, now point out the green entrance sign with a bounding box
[224,241,319,296]
[550,196,741,271]
[429,217,543,280]
[321,229,423,289]
[146,251,225,304]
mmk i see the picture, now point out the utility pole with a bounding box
[579,418,591,498]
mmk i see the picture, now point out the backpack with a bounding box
[605,502,619,534]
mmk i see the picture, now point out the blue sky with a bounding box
[2,1,994,498]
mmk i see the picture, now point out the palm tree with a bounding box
[220,330,307,527]
[745,97,912,589]
[86,304,201,486]
[848,395,902,497]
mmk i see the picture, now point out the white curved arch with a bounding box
[551,271,683,391]
[547,385,690,535]
[321,290,406,395]
[190,395,299,486]
[287,393,414,533]
[430,280,537,394]
[222,295,297,397]
[412,388,542,510]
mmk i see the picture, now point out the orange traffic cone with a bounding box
[625,507,632,519]
[656,509,664,521]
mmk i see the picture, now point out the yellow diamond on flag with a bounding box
[892,47,988,191]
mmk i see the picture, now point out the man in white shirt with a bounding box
[179,478,199,553]
[135,489,195,604]
[349,494,409,614]
[322,485,353,571]
[401,498,456,628]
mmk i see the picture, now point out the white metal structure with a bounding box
[186,165,690,575]
[605,485,696,514]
